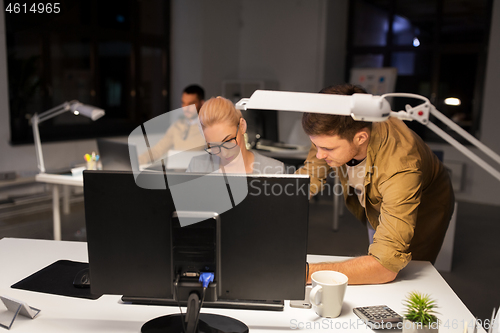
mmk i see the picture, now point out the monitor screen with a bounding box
[241,109,279,144]
[83,170,309,310]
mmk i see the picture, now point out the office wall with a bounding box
[480,0,500,153]
[171,0,240,107]
[237,0,328,143]
[238,0,326,92]
[469,0,500,205]
[170,0,204,109]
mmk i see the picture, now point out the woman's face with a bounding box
[203,121,242,165]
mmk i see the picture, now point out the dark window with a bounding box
[347,0,492,142]
[5,0,170,145]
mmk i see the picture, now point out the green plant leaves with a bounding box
[403,291,439,326]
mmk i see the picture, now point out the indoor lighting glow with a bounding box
[445,98,461,106]
[413,37,420,47]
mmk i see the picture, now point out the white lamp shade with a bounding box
[70,103,105,121]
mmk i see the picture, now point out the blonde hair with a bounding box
[198,96,242,129]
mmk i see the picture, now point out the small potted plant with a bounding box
[402,291,439,332]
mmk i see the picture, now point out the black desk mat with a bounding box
[11,260,102,300]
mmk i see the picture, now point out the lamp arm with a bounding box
[30,100,104,173]
[31,100,78,173]
[36,101,77,123]
[429,106,500,166]
[384,93,500,182]
[425,121,500,182]
[31,114,45,173]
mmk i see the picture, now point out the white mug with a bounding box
[310,270,348,318]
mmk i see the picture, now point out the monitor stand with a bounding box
[122,295,284,311]
[141,292,249,333]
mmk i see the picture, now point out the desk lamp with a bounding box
[236,90,500,182]
[31,101,105,173]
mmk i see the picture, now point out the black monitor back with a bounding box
[84,171,309,302]
[96,139,139,171]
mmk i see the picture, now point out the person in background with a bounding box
[296,83,455,285]
[139,84,206,165]
[187,96,284,174]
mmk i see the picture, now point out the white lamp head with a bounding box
[69,102,105,121]
[235,90,392,122]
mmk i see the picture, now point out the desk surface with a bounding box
[35,173,84,187]
[0,238,481,332]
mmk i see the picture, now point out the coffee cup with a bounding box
[309,270,348,318]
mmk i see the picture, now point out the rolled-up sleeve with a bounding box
[295,144,330,195]
[368,168,422,273]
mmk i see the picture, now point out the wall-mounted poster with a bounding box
[350,67,398,95]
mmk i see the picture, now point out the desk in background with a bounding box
[35,173,83,241]
[0,238,483,332]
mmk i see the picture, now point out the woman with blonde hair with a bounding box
[187,96,284,174]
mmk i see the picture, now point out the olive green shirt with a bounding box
[297,118,455,273]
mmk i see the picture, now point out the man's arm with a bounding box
[309,169,421,285]
[308,256,398,285]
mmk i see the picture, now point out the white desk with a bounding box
[35,173,84,241]
[0,238,483,333]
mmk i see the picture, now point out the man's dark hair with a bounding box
[183,84,205,101]
[302,83,372,141]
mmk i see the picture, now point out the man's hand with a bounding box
[307,256,398,285]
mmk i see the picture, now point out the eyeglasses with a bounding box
[205,125,239,155]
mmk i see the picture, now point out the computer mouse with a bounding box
[73,268,91,288]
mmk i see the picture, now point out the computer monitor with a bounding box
[83,170,309,332]
[96,139,140,171]
[240,109,279,145]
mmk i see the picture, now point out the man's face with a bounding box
[309,134,361,168]
[181,93,203,119]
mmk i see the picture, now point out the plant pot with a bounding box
[402,319,439,333]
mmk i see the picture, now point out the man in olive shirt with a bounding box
[297,84,455,285]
